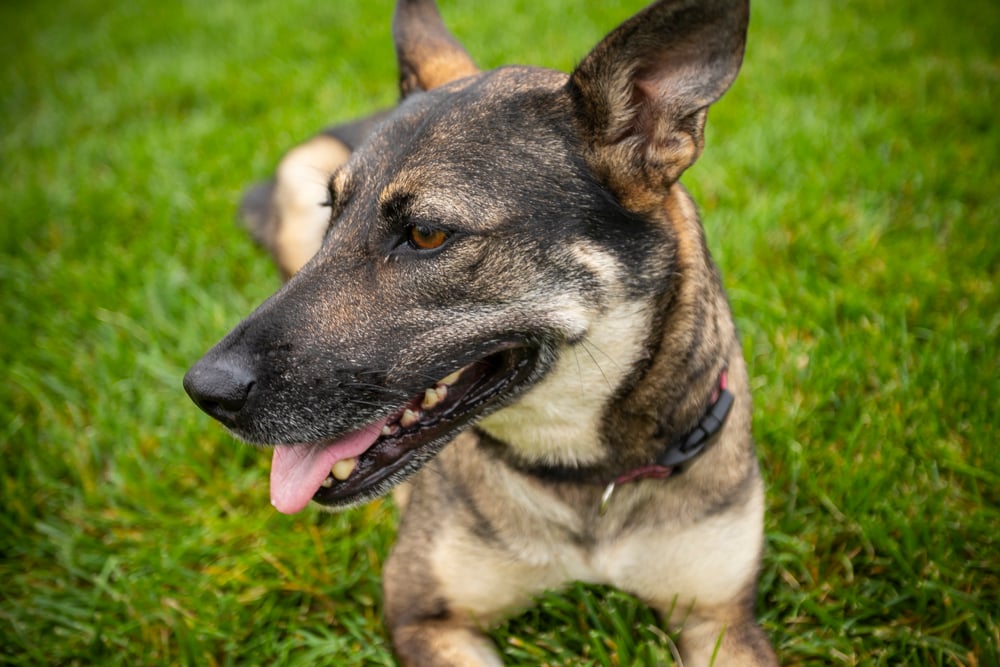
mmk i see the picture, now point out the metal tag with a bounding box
[599,481,616,516]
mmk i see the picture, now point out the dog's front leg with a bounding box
[389,620,503,667]
[672,613,778,667]
[383,522,543,667]
[383,460,570,666]
[383,536,513,667]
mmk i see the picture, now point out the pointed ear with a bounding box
[393,0,479,98]
[569,0,749,202]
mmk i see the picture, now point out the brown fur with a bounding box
[184,1,777,664]
[393,0,478,96]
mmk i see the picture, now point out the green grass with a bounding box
[1,0,996,664]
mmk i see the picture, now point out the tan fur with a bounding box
[273,134,351,276]
[393,0,478,96]
[194,1,776,665]
[479,299,652,467]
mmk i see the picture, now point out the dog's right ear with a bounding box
[393,0,479,98]
[569,0,749,207]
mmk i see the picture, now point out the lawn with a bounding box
[1,0,997,664]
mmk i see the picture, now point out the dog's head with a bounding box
[184,0,748,512]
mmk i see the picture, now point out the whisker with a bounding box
[347,386,411,401]
[354,367,456,386]
[578,340,614,392]
[572,345,583,383]
[580,338,623,372]
[347,399,390,410]
[303,165,337,186]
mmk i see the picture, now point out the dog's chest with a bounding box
[425,478,762,622]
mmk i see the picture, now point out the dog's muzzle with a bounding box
[184,336,547,513]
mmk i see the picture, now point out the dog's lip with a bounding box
[306,343,539,509]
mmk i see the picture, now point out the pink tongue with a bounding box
[270,417,388,515]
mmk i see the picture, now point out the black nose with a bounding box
[183,357,255,426]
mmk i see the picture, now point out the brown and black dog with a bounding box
[184,1,777,664]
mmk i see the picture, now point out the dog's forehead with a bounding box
[356,67,582,225]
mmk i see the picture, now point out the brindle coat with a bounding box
[184,1,777,664]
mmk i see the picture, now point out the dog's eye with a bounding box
[407,225,449,251]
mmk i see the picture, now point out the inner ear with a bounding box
[569,0,749,198]
[393,0,479,98]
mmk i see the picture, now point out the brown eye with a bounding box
[407,225,449,250]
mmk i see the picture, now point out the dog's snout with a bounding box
[183,357,255,426]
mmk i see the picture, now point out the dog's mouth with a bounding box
[269,344,539,513]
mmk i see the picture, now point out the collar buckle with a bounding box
[655,384,734,469]
[598,369,734,516]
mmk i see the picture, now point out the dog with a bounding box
[183,1,777,664]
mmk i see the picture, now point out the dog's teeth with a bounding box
[439,369,463,386]
[320,475,334,488]
[421,388,438,410]
[331,457,356,481]
[421,385,448,410]
[381,424,400,437]
[400,409,421,428]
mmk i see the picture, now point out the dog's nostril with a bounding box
[183,360,255,423]
[205,390,248,414]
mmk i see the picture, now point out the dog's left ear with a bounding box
[393,0,479,98]
[569,0,749,204]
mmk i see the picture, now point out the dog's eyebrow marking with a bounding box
[380,191,416,226]
[327,167,351,200]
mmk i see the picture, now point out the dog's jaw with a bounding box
[274,343,546,512]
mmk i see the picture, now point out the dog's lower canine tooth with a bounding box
[331,457,356,481]
[400,409,420,428]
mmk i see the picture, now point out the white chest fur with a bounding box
[479,298,652,467]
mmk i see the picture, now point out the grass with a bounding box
[1,0,997,664]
